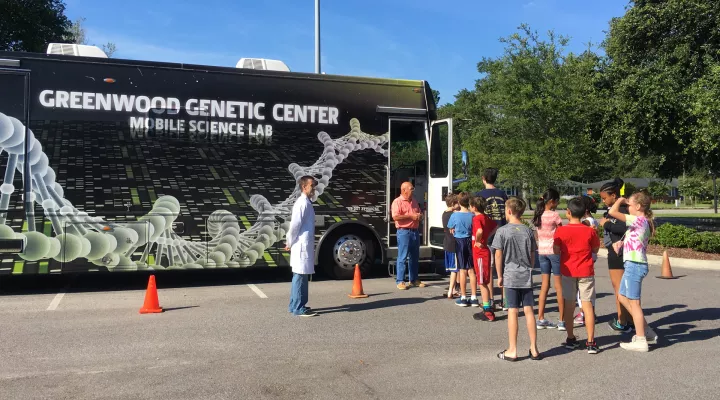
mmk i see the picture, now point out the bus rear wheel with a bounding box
[321,230,375,280]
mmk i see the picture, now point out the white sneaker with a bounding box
[620,335,649,352]
[646,327,659,345]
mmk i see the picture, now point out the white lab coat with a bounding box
[286,193,315,274]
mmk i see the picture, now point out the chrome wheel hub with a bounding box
[333,234,366,270]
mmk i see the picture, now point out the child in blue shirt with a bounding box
[448,192,479,307]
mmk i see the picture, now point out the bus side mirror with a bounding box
[453,150,470,185]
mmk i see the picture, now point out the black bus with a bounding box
[0,46,459,279]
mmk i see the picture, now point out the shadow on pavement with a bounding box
[312,295,443,314]
[163,306,200,312]
[650,307,720,348]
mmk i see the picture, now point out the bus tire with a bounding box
[320,227,376,280]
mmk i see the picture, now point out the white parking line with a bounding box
[247,284,268,299]
[46,292,66,311]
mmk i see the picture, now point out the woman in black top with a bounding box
[599,178,632,332]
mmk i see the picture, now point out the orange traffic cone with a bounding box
[139,275,164,313]
[657,251,678,279]
[348,264,369,298]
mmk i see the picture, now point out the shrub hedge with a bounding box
[651,223,720,253]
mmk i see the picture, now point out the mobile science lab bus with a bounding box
[0,44,467,280]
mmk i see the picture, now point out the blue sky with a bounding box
[65,0,629,105]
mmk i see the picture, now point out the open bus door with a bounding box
[427,119,452,249]
[0,67,31,268]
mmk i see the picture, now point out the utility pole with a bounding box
[315,0,321,74]
[712,169,718,214]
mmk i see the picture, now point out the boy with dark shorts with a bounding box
[479,167,508,310]
[443,194,460,299]
[493,198,541,361]
[554,197,601,354]
[448,192,479,307]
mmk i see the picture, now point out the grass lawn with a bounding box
[584,213,720,219]
[651,213,720,219]
[651,202,713,209]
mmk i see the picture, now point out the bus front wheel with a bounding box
[321,229,375,280]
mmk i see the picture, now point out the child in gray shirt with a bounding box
[493,197,541,361]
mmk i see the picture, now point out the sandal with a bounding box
[497,350,517,362]
[529,349,543,361]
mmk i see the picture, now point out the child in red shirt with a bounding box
[470,196,498,321]
[553,197,600,354]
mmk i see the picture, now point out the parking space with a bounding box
[1,262,719,400]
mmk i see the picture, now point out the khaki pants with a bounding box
[561,276,596,303]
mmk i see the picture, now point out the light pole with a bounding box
[315,0,321,74]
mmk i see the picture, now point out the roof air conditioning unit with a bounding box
[46,43,108,58]
[236,58,290,72]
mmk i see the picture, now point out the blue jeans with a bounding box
[396,229,420,284]
[288,273,310,315]
[538,254,561,275]
[619,261,648,300]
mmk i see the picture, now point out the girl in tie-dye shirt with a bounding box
[608,191,658,352]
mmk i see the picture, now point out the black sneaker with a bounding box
[586,341,599,354]
[298,309,318,317]
[608,317,632,333]
[563,337,580,350]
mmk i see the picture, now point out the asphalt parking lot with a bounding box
[1,261,719,400]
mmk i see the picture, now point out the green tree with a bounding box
[648,180,671,199]
[67,17,118,58]
[602,0,720,178]
[448,26,604,194]
[101,43,117,58]
[0,0,71,52]
[679,175,706,205]
[67,17,88,44]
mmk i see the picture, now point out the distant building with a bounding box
[585,178,680,198]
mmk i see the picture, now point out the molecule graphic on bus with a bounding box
[0,111,388,271]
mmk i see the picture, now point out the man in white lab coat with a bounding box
[285,175,319,317]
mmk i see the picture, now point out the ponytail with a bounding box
[531,188,560,228]
[532,197,546,227]
[646,208,655,237]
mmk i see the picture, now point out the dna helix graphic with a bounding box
[0,112,388,271]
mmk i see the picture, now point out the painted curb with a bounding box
[597,248,720,271]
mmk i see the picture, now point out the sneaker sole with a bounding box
[620,345,649,352]
[587,349,598,354]
[455,303,469,307]
[647,337,658,345]
[470,304,480,307]
[608,324,631,332]
[557,327,567,331]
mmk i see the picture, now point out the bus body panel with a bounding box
[0,53,430,275]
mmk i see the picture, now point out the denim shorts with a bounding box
[619,261,648,300]
[538,254,561,275]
